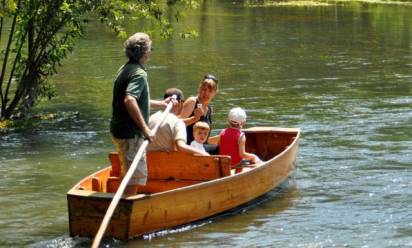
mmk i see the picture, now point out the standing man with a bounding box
[110,32,160,196]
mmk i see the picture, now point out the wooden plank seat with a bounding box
[106,151,232,194]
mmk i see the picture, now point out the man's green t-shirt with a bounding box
[110,62,150,139]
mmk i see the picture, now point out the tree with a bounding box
[0,0,198,120]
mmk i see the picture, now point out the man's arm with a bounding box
[173,119,208,155]
[150,99,167,109]
[124,95,153,141]
[151,96,179,110]
[175,140,208,155]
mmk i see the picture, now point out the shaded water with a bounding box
[1,1,412,247]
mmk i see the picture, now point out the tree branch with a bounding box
[0,0,5,43]
[4,29,28,110]
[0,0,21,117]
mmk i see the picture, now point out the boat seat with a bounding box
[108,151,231,180]
[107,151,231,193]
[146,152,231,180]
[106,176,120,193]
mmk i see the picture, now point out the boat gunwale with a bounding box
[67,127,300,200]
[127,127,300,199]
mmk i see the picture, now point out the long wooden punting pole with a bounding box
[92,99,175,248]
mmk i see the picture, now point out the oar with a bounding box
[92,98,175,248]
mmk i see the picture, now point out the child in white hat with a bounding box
[217,107,261,171]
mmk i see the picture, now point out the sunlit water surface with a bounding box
[1,1,412,247]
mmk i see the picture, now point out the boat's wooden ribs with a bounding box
[108,152,121,177]
[245,131,297,160]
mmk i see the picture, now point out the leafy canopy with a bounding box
[0,0,198,120]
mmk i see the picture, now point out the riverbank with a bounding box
[0,111,79,132]
[247,0,412,6]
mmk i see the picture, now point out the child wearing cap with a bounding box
[216,107,261,170]
[190,121,210,154]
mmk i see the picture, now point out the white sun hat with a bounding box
[228,107,247,124]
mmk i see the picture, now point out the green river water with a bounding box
[0,1,411,247]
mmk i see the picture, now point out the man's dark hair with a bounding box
[163,88,184,102]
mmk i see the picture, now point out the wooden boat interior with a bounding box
[73,128,298,195]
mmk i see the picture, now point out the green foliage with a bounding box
[0,119,11,129]
[94,0,199,39]
[0,0,198,120]
[245,0,412,7]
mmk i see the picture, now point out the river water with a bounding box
[1,1,411,247]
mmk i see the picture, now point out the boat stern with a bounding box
[67,190,133,240]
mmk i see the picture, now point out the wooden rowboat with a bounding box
[67,127,300,240]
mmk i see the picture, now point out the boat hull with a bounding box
[67,127,300,239]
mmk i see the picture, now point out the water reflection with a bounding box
[129,184,298,247]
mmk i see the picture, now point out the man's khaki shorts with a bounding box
[112,136,147,186]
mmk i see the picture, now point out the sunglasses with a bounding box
[177,96,184,102]
[164,94,184,102]
[203,74,218,83]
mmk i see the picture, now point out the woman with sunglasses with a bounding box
[179,75,219,154]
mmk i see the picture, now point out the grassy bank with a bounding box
[247,0,412,7]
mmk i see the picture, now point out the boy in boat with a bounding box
[147,88,209,156]
[190,121,210,154]
[212,107,261,171]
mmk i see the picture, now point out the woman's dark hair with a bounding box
[203,74,218,84]
[200,74,219,91]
